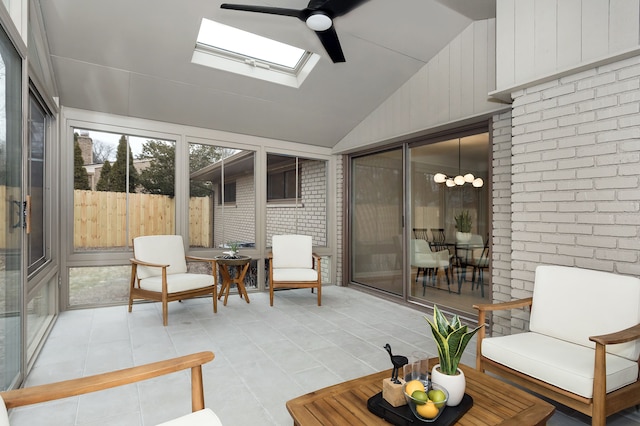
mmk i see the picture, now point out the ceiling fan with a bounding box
[220,0,370,63]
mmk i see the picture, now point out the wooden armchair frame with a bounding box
[268,252,322,307]
[129,254,218,326]
[1,352,214,420]
[474,299,640,426]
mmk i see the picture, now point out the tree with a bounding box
[137,141,222,197]
[109,135,138,192]
[74,135,90,190]
[138,140,176,197]
[96,160,112,191]
[92,139,114,164]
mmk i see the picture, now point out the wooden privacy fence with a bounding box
[73,190,211,248]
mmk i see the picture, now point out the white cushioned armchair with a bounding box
[474,265,640,426]
[129,235,218,326]
[269,235,321,306]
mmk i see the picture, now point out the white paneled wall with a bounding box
[496,0,640,92]
[334,19,505,154]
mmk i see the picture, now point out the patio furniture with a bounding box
[411,239,451,294]
[474,265,640,426]
[286,357,554,425]
[0,352,222,426]
[269,235,321,306]
[215,255,251,306]
[470,238,490,297]
[129,235,218,326]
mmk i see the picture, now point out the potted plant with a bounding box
[223,241,240,259]
[454,210,472,242]
[425,305,482,406]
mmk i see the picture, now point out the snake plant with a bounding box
[425,305,483,375]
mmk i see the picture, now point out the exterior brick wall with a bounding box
[213,174,256,247]
[490,111,513,335]
[505,55,640,333]
[266,159,327,246]
[335,155,344,286]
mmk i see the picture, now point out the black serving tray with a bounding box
[367,392,473,426]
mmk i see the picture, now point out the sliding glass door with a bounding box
[0,25,23,389]
[350,149,403,296]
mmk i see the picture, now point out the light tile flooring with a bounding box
[10,286,640,425]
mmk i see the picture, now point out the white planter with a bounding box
[456,232,472,242]
[431,364,466,407]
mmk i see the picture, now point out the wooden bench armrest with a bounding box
[129,258,169,269]
[0,351,214,410]
[473,298,533,370]
[590,323,640,346]
[473,297,533,313]
[185,255,216,264]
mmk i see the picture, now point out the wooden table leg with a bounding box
[235,262,250,303]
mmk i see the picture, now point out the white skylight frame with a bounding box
[192,18,319,88]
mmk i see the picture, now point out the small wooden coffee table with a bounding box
[287,358,554,425]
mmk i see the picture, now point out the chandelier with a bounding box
[432,138,484,188]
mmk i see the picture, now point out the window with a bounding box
[267,169,299,201]
[266,153,327,247]
[219,181,236,204]
[189,144,255,249]
[72,130,176,252]
[27,87,49,274]
[192,19,319,88]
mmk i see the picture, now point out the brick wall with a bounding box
[490,111,513,335]
[335,155,344,286]
[505,55,640,333]
[266,159,327,246]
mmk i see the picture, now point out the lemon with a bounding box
[427,389,447,408]
[405,379,425,396]
[411,390,428,405]
[416,400,439,419]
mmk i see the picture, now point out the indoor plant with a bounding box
[425,305,482,406]
[454,210,472,242]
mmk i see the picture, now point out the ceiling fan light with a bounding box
[473,177,484,187]
[454,175,465,185]
[446,178,456,187]
[306,13,332,31]
[434,173,447,183]
[464,173,475,183]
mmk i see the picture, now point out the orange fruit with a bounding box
[416,400,439,419]
[405,380,425,396]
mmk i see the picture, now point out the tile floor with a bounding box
[9,286,640,425]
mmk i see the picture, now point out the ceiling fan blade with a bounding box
[320,0,370,17]
[315,26,345,63]
[220,4,302,19]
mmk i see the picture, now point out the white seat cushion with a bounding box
[0,396,9,426]
[139,273,214,293]
[273,268,318,282]
[156,408,222,426]
[482,332,639,398]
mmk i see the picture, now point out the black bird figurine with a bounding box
[384,343,408,384]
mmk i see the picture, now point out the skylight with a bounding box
[192,18,319,88]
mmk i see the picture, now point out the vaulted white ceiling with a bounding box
[38,0,495,148]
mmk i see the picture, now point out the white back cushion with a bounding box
[272,235,312,269]
[0,396,9,426]
[529,265,640,361]
[134,235,188,279]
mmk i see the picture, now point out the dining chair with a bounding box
[411,239,451,294]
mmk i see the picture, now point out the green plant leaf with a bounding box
[425,305,483,375]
